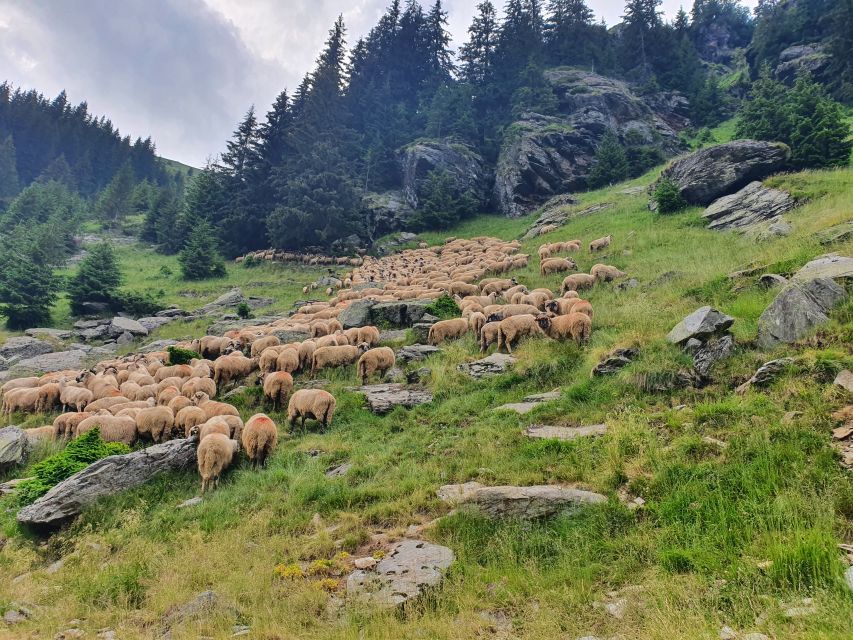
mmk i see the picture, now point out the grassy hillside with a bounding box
[1,165,851,639]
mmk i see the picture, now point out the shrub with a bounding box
[653,177,688,214]
[167,345,200,365]
[113,290,161,316]
[242,255,262,268]
[425,294,460,319]
[15,429,130,506]
[236,302,252,319]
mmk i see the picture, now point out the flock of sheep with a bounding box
[1,232,627,494]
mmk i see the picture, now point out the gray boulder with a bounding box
[108,316,148,337]
[702,181,796,231]
[591,347,639,376]
[361,191,418,240]
[139,339,178,353]
[791,255,853,283]
[9,349,88,377]
[757,278,847,350]
[137,316,174,332]
[24,328,72,340]
[397,344,440,363]
[0,336,54,362]
[523,202,613,239]
[657,140,791,206]
[399,139,488,209]
[0,427,27,471]
[457,353,517,379]
[667,306,735,345]
[437,481,606,520]
[775,43,830,84]
[156,307,190,318]
[817,222,853,247]
[692,334,735,378]
[411,322,434,344]
[271,328,312,344]
[370,301,433,327]
[338,299,377,329]
[526,424,608,441]
[17,436,198,530]
[347,383,433,414]
[737,358,795,393]
[346,539,454,607]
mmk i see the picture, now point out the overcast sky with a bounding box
[1,0,758,167]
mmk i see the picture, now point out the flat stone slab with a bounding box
[592,347,639,376]
[525,424,607,440]
[458,353,517,379]
[24,328,72,340]
[791,255,853,282]
[397,344,440,363]
[495,402,539,414]
[666,306,734,345]
[437,482,606,519]
[108,316,148,337]
[347,383,433,414]
[346,539,454,607]
[9,349,88,376]
[835,370,853,394]
[702,181,795,231]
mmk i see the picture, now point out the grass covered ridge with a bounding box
[0,165,851,639]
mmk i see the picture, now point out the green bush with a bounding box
[113,290,161,316]
[15,429,130,506]
[653,177,688,214]
[242,255,262,268]
[425,293,460,319]
[167,345,200,365]
[236,302,252,319]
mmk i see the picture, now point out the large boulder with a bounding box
[457,353,517,379]
[17,437,198,530]
[108,316,148,338]
[370,300,433,327]
[397,344,441,363]
[8,349,88,377]
[775,44,830,84]
[347,383,433,414]
[757,278,847,350]
[666,307,735,345]
[437,481,606,520]
[0,427,27,471]
[702,181,796,231]
[361,191,417,239]
[398,139,489,210]
[495,69,683,217]
[656,140,790,206]
[0,336,54,364]
[791,255,853,283]
[338,299,377,329]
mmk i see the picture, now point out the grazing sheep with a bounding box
[450,281,479,297]
[258,371,294,409]
[428,318,469,345]
[76,412,137,446]
[191,392,240,421]
[540,257,577,277]
[545,298,578,315]
[483,304,541,323]
[3,387,41,416]
[25,425,56,442]
[275,349,300,374]
[168,394,193,414]
[479,321,501,353]
[242,413,279,468]
[311,344,367,375]
[1,377,39,397]
[561,274,596,293]
[497,314,545,353]
[250,335,281,358]
[356,347,396,385]
[182,376,216,399]
[219,414,244,441]
[157,376,186,394]
[287,389,337,431]
[196,431,240,493]
[176,405,208,436]
[157,386,181,407]
[86,396,133,413]
[198,417,231,441]
[52,412,91,440]
[562,290,579,299]
[589,235,612,252]
[482,278,518,295]
[570,299,594,318]
[36,382,62,413]
[258,346,286,373]
[355,326,380,348]
[136,406,175,443]
[213,353,257,386]
[108,399,156,415]
[590,263,627,282]
[198,336,235,359]
[468,311,487,336]
[298,341,317,371]
[537,312,591,344]
[154,364,193,383]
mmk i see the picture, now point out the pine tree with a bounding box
[67,242,123,315]
[412,169,479,230]
[621,0,663,76]
[425,1,454,79]
[459,1,498,85]
[95,161,135,228]
[0,229,61,329]
[544,0,595,65]
[0,135,20,210]
[178,222,226,280]
[587,131,630,188]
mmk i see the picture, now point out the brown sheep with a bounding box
[176,405,208,436]
[219,414,244,441]
[192,392,240,421]
[258,371,294,409]
[154,364,193,383]
[76,412,137,446]
[250,335,281,358]
[589,234,612,252]
[356,347,396,385]
[484,304,541,323]
[36,382,62,413]
[355,326,380,347]
[196,431,240,493]
[311,344,367,375]
[428,318,469,345]
[545,298,578,315]
[503,284,529,299]
[468,311,487,336]
[198,417,231,441]
[275,348,300,374]
[562,290,580,299]
[479,321,501,353]
[258,346,286,373]
[58,383,93,413]
[450,281,479,297]
[53,412,91,440]
[198,336,235,359]
[242,413,279,468]
[298,341,317,371]
[561,274,596,294]
[25,425,56,442]
[497,314,545,353]
[3,387,41,416]
[590,263,627,282]
[537,312,591,344]
[288,389,337,431]
[86,396,133,413]
[213,353,257,386]
[540,257,577,277]
[481,278,518,296]
[136,406,175,442]
[181,376,216,400]
[571,299,594,318]
[1,377,39,397]
[157,386,181,407]
[108,399,156,415]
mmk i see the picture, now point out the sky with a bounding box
[0,0,758,168]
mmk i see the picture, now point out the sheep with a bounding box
[196,431,240,493]
[468,311,487,336]
[3,387,41,416]
[157,376,186,394]
[482,278,518,295]
[275,349,300,374]
[427,318,469,345]
[461,302,484,318]
[182,376,216,399]
[545,298,577,315]
[136,406,175,443]
[25,425,56,442]
[36,382,62,413]
[108,399,156,415]
[355,326,380,348]
[298,341,317,371]
[590,263,627,282]
[461,294,496,307]
[157,386,181,407]
[76,412,137,446]
[191,392,240,421]
[450,281,479,297]
[562,290,580,299]
[219,414,244,441]
[198,417,231,441]
[571,299,594,318]
[479,321,502,353]
[258,371,294,409]
[176,405,208,436]
[311,344,367,375]
[154,364,193,383]
[242,413,279,468]
[258,346,286,373]
[213,353,257,386]
[86,396,133,413]
[540,257,577,277]
[1,377,39,397]
[288,389,337,431]
[53,412,91,440]
[497,314,545,353]
[561,274,596,294]
[536,312,591,344]
[589,234,612,252]
[356,347,396,385]
[483,304,541,323]
[168,394,193,415]
[249,335,281,358]
[503,284,529,300]
[198,336,235,359]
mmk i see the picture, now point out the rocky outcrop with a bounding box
[657,140,791,206]
[0,337,54,366]
[495,69,683,217]
[791,255,853,283]
[399,139,488,209]
[667,306,735,345]
[18,437,198,530]
[347,383,433,414]
[338,300,376,329]
[523,202,612,239]
[397,344,441,363]
[692,334,735,378]
[757,278,847,350]
[775,44,830,84]
[361,191,417,240]
[346,539,454,607]
[736,358,795,394]
[8,350,88,377]
[591,347,639,376]
[817,222,853,247]
[0,427,27,471]
[702,181,796,231]
[526,424,608,441]
[437,481,606,519]
[457,353,517,379]
[108,316,148,338]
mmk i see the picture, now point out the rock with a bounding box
[271,328,311,344]
[0,336,54,362]
[46,559,64,574]
[845,565,853,592]
[25,328,72,340]
[384,366,406,383]
[437,482,606,519]
[160,590,239,633]
[791,255,853,283]
[97,630,117,640]
[77,301,112,316]
[834,370,853,394]
[347,383,433,414]
[156,307,189,318]
[692,334,735,378]
[7,349,88,377]
[370,300,433,327]
[817,221,853,246]
[604,598,628,619]
[396,344,440,363]
[420,313,440,324]
[78,325,110,341]
[591,347,639,376]
[378,329,407,343]
[325,463,352,478]
[666,306,735,345]
[656,140,791,206]
[736,358,795,394]
[56,629,85,639]
[346,539,454,607]
[494,401,541,415]
[177,496,202,509]
[115,331,134,346]
[199,288,244,313]
[616,278,639,291]
[108,316,148,337]
[18,436,198,530]
[758,273,788,288]
[399,139,489,210]
[523,202,613,239]
[525,424,607,441]
[757,278,847,350]
[353,556,378,570]
[338,299,376,329]
[683,338,703,354]
[755,219,793,240]
[3,609,27,624]
[406,367,431,385]
[0,476,31,495]
[139,339,178,353]
[360,191,417,238]
[411,322,434,344]
[137,316,174,332]
[775,43,830,83]
[0,427,27,471]
[702,181,796,231]
[457,353,517,379]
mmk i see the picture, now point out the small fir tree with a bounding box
[67,242,122,315]
[587,131,630,188]
[178,222,226,280]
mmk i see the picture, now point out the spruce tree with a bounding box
[459,1,498,85]
[178,222,226,280]
[0,135,20,210]
[95,161,135,228]
[0,229,61,329]
[67,243,123,315]
[587,131,630,188]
